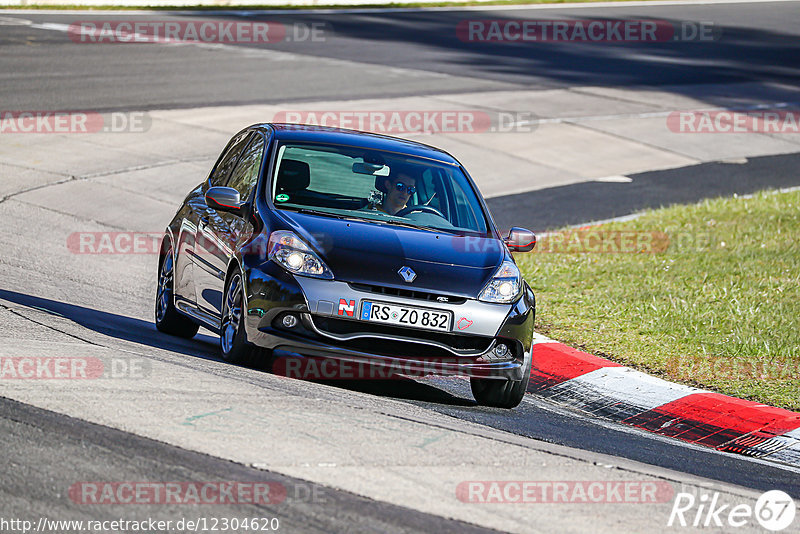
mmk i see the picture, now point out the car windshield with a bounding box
[269,142,490,236]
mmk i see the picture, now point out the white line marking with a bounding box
[0,15,31,24]
[762,438,800,467]
[594,175,633,183]
[531,332,558,345]
[3,0,799,16]
[26,20,460,81]
[559,185,800,230]
[784,427,800,440]
[735,185,800,199]
[547,366,704,412]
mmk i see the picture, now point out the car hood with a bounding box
[276,211,505,297]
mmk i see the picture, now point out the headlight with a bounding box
[478,260,521,303]
[268,230,333,279]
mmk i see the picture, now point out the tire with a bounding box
[220,271,262,367]
[155,245,200,339]
[470,351,532,409]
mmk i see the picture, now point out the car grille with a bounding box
[347,283,467,305]
[309,315,493,358]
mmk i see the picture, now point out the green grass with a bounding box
[0,0,668,10]
[516,189,800,411]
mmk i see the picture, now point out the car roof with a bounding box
[250,123,461,166]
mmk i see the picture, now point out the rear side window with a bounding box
[226,134,265,201]
[209,131,251,187]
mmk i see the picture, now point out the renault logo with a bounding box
[398,266,416,283]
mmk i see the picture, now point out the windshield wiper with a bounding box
[283,207,359,221]
[379,220,444,233]
[283,207,459,234]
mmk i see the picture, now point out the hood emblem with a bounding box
[398,266,416,283]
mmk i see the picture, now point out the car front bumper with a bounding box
[241,262,535,381]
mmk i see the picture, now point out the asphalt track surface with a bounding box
[0,2,799,110]
[0,396,494,534]
[2,1,800,531]
[489,151,800,231]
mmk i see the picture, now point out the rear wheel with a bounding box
[471,353,531,409]
[220,271,262,367]
[155,246,199,339]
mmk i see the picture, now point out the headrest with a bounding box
[276,159,310,192]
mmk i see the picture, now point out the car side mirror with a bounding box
[504,227,536,252]
[205,186,244,215]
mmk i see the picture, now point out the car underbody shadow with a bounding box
[268,353,475,407]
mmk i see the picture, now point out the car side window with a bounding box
[226,134,265,201]
[209,131,251,187]
[451,180,485,232]
[419,169,449,219]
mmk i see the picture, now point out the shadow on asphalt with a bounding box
[0,289,220,360]
[0,288,476,406]
[185,11,800,95]
[283,371,476,407]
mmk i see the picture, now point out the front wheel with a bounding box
[471,354,531,409]
[220,271,262,367]
[155,246,199,339]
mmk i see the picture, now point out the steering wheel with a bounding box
[395,205,445,218]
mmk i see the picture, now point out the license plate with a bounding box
[360,301,452,332]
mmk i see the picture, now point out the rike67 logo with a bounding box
[668,490,796,531]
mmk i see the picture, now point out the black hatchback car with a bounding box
[156,124,536,408]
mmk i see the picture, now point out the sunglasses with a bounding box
[394,182,416,195]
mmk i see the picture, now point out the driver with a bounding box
[378,169,417,216]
